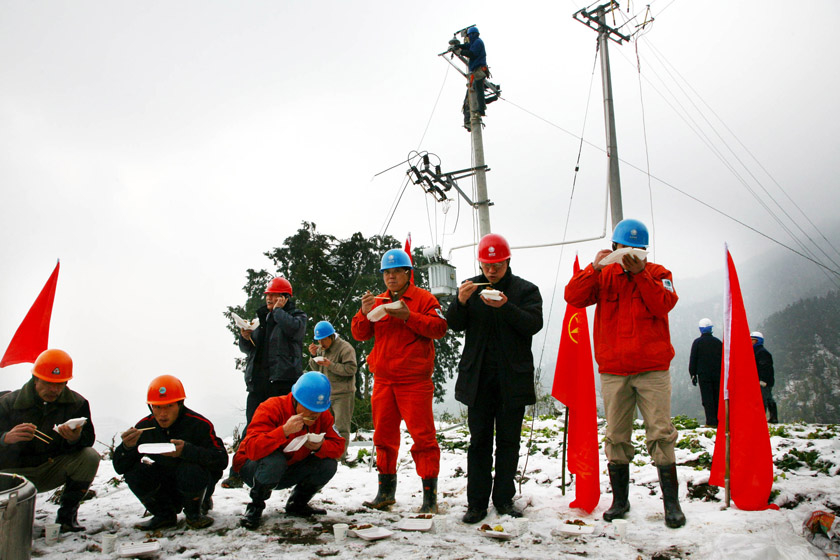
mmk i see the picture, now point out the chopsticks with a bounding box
[33,429,53,444]
[136,426,156,432]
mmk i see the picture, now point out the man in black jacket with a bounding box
[0,349,100,533]
[689,318,722,427]
[751,331,777,423]
[223,276,307,488]
[114,375,228,530]
[446,233,543,524]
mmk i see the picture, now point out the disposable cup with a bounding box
[515,518,529,536]
[333,523,349,543]
[612,518,628,540]
[433,515,447,534]
[101,534,117,554]
[44,523,60,545]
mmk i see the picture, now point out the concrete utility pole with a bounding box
[574,2,630,230]
[466,82,492,237]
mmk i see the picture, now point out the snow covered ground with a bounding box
[22,417,840,559]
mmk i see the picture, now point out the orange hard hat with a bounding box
[32,349,73,382]
[477,233,511,264]
[265,277,293,296]
[147,375,186,405]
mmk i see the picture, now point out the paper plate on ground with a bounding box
[556,521,595,534]
[353,526,394,541]
[118,541,161,558]
[138,443,176,455]
[481,289,503,301]
[366,301,402,322]
[479,527,514,540]
[396,518,433,532]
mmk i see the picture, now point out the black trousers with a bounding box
[240,452,337,491]
[124,460,218,515]
[699,378,720,426]
[466,376,525,510]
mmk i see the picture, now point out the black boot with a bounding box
[56,479,92,533]
[133,492,177,531]
[184,489,214,529]
[418,478,438,514]
[285,483,327,517]
[768,402,779,424]
[657,464,686,528]
[462,506,487,524]
[240,484,272,530]
[603,463,630,522]
[363,474,397,510]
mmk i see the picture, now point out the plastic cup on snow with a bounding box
[515,517,529,536]
[612,518,628,540]
[44,523,60,545]
[433,515,448,534]
[101,534,117,554]
[333,523,349,543]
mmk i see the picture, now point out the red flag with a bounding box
[709,248,778,511]
[552,256,601,513]
[1,261,60,368]
[404,233,415,284]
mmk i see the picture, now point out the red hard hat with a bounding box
[147,375,186,405]
[477,233,511,263]
[32,349,73,382]
[265,277,293,296]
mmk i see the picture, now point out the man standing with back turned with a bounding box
[446,233,543,524]
[689,318,722,427]
[565,219,685,529]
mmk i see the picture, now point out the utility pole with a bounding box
[574,2,630,230]
[467,79,491,237]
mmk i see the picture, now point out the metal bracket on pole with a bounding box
[572,2,631,44]
[407,157,492,210]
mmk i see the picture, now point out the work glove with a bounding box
[691,376,697,386]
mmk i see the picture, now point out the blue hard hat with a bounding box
[467,26,479,35]
[314,320,336,341]
[612,219,649,248]
[291,371,332,413]
[380,248,413,272]
[699,318,713,334]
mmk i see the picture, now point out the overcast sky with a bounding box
[2,0,838,434]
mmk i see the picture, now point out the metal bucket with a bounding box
[0,473,36,560]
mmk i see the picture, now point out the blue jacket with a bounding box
[461,34,486,72]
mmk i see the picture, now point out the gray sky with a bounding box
[2,1,838,434]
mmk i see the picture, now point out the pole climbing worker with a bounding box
[352,248,448,514]
[456,26,488,132]
[308,320,357,462]
[689,318,722,427]
[114,375,228,530]
[0,349,100,533]
[233,371,344,529]
[223,276,307,488]
[565,219,686,529]
[446,233,543,524]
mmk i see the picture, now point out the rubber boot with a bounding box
[363,474,397,510]
[56,479,92,533]
[184,489,214,529]
[657,464,686,528]
[603,463,630,522]
[240,484,272,530]
[418,478,438,514]
[285,483,327,517]
[133,492,177,531]
[768,401,779,424]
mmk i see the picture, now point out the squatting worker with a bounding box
[446,233,543,524]
[223,276,307,488]
[564,219,686,529]
[114,375,228,530]
[233,372,344,530]
[351,248,448,514]
[308,320,357,462]
[0,349,100,533]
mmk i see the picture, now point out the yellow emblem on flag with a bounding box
[568,312,581,344]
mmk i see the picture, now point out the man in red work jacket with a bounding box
[352,248,448,513]
[565,219,686,529]
[233,372,344,529]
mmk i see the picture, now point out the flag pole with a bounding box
[561,407,569,496]
[724,398,731,508]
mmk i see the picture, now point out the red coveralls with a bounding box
[351,284,447,478]
[232,393,345,472]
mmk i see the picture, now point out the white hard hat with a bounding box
[750,331,763,339]
[698,318,713,329]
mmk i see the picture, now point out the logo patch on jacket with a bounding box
[662,279,674,292]
[435,308,446,320]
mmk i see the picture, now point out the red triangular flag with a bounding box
[1,261,60,368]
[552,256,601,513]
[709,247,778,511]
[404,233,415,285]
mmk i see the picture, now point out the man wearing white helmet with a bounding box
[565,218,685,529]
[750,332,777,423]
[308,320,357,461]
[689,318,722,427]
